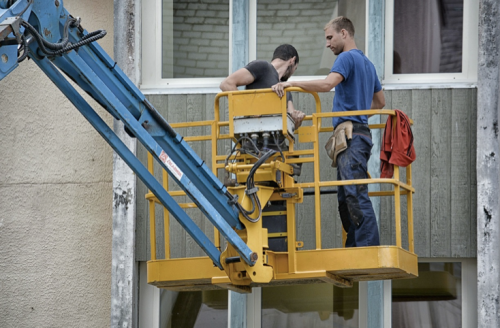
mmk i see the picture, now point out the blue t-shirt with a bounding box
[330,49,382,128]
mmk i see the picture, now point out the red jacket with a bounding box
[380,110,416,178]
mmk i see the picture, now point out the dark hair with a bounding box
[325,16,355,37]
[271,44,299,65]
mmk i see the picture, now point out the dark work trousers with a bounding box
[336,129,380,247]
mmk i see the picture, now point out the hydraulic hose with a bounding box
[20,16,106,57]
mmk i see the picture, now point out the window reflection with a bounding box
[392,262,462,327]
[160,290,228,328]
[256,0,366,77]
[161,0,230,79]
[262,283,359,328]
[393,0,463,74]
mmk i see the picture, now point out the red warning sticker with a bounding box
[159,150,184,181]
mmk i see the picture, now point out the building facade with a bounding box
[1,0,498,327]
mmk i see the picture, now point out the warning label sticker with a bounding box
[159,150,184,181]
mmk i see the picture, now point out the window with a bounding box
[384,0,478,83]
[160,290,228,327]
[144,0,479,89]
[161,0,230,79]
[142,0,368,90]
[256,0,365,78]
[393,262,462,327]
[391,259,477,328]
[138,262,229,328]
[261,283,359,328]
[139,260,476,327]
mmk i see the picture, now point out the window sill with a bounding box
[382,82,477,90]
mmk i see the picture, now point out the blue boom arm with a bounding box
[0,0,257,269]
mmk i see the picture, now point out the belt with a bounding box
[352,122,371,137]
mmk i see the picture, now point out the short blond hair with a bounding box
[324,16,355,37]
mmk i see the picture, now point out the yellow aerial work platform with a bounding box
[146,88,417,293]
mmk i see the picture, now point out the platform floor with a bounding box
[148,246,418,293]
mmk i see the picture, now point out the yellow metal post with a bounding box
[394,165,402,248]
[312,115,322,250]
[211,119,221,250]
[286,198,297,274]
[406,164,414,253]
[163,169,170,259]
[147,152,157,260]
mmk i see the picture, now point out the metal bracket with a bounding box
[0,16,22,43]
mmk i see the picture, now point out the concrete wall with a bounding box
[0,1,114,327]
[477,0,500,326]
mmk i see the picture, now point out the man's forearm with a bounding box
[371,90,386,109]
[288,80,334,92]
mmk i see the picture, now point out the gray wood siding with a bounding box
[136,88,477,261]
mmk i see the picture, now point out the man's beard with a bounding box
[281,64,294,81]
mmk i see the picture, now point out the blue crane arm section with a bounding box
[0,0,257,269]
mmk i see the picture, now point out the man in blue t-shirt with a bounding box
[271,16,385,247]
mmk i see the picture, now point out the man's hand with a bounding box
[271,81,292,98]
[289,109,306,130]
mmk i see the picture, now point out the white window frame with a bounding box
[384,0,479,85]
[140,0,343,92]
[141,0,479,91]
[141,0,257,91]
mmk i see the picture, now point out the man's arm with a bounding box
[371,90,385,109]
[271,72,344,98]
[220,68,255,91]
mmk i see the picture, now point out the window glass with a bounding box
[261,283,359,328]
[393,0,463,74]
[160,290,228,327]
[256,0,366,77]
[162,0,229,78]
[392,262,462,327]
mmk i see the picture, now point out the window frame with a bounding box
[141,0,479,91]
[383,0,479,84]
[140,0,234,89]
[140,0,349,92]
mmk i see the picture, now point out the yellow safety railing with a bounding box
[146,88,415,262]
[307,110,415,253]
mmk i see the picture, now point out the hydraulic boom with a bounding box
[0,0,257,271]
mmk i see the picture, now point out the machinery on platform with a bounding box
[0,0,418,293]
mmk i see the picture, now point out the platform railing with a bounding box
[145,88,415,263]
[308,110,415,253]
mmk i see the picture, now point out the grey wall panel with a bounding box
[411,89,432,258]
[293,91,318,250]
[451,88,473,257]
[430,89,453,257]
[470,88,478,258]
[293,92,316,249]
[316,93,343,249]
[138,88,477,261]
[293,91,340,250]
